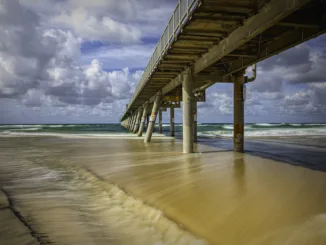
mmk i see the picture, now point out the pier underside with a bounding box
[124,0,326,111]
[121,0,326,153]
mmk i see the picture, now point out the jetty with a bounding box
[121,0,326,153]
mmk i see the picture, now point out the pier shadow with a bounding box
[159,130,326,172]
[198,137,326,173]
[233,155,246,196]
[196,150,232,154]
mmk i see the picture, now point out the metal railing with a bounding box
[123,0,199,119]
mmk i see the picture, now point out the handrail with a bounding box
[122,0,199,120]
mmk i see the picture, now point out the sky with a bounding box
[0,0,326,124]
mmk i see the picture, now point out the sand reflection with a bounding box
[1,136,326,245]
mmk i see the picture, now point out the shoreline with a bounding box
[0,131,174,140]
[1,130,326,140]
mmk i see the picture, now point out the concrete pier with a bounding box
[234,72,245,152]
[144,93,161,143]
[119,0,326,153]
[138,104,149,137]
[133,109,142,134]
[158,110,163,134]
[170,107,175,137]
[182,72,194,153]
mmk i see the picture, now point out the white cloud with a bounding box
[51,8,141,43]
[81,44,155,70]
[22,89,61,107]
[19,0,176,44]
[44,29,82,59]
[0,0,141,109]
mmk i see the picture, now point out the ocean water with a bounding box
[1,123,326,137]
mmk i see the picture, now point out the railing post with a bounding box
[187,0,189,17]
[173,8,175,38]
[167,20,170,42]
[179,0,181,26]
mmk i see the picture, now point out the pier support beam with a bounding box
[182,72,194,153]
[146,114,149,129]
[128,115,132,131]
[159,110,163,134]
[234,71,245,152]
[132,113,137,132]
[133,108,142,134]
[138,103,149,137]
[170,107,175,137]
[144,93,161,143]
[193,100,197,143]
[127,117,131,131]
[130,114,135,132]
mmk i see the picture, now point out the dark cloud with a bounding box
[248,76,283,93]
[257,35,326,85]
[259,44,311,71]
[0,0,57,97]
[0,0,140,108]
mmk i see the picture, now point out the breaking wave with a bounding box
[1,123,326,138]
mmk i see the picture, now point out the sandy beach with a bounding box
[1,135,326,245]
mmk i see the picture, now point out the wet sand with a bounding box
[0,135,326,245]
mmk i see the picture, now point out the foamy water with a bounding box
[198,128,326,137]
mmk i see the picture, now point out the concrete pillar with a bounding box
[146,114,149,129]
[144,93,161,143]
[158,110,163,134]
[128,116,132,131]
[129,115,132,131]
[170,107,175,137]
[130,116,134,131]
[133,109,142,134]
[234,72,245,152]
[131,114,137,132]
[193,99,197,143]
[182,72,194,153]
[138,103,149,136]
[127,117,131,131]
